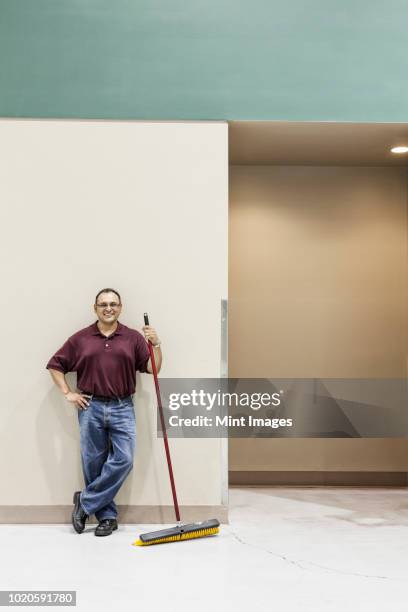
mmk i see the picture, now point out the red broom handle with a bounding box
[144,314,181,523]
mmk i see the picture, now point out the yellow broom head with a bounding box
[133,519,220,546]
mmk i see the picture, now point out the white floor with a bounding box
[1,487,407,611]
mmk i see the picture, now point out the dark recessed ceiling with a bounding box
[229,122,408,166]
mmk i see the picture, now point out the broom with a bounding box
[132,313,220,546]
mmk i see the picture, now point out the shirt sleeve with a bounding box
[46,338,77,374]
[134,332,151,373]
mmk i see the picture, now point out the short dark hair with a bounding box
[95,288,121,304]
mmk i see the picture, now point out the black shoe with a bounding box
[72,491,88,534]
[95,519,118,537]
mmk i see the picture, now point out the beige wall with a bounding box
[229,165,408,473]
[0,119,228,509]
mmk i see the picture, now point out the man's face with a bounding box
[94,292,122,325]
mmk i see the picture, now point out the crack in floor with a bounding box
[228,527,308,571]
[227,526,400,582]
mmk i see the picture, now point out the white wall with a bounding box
[0,120,228,509]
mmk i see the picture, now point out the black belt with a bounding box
[80,391,132,402]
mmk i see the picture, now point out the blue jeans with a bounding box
[77,395,136,521]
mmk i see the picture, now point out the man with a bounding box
[46,288,162,536]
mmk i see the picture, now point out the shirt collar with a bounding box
[92,320,123,337]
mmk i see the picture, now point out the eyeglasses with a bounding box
[96,302,121,309]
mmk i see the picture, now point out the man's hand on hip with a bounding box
[65,392,90,410]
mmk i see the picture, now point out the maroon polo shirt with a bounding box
[46,320,150,397]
